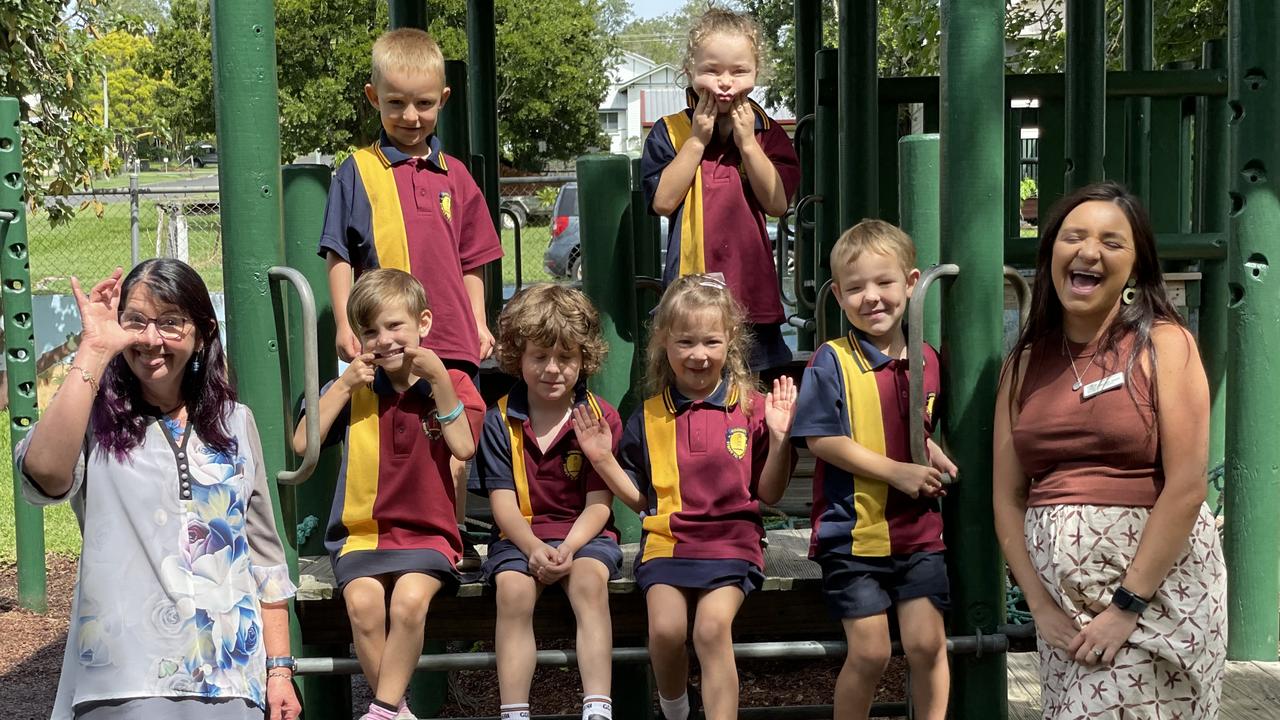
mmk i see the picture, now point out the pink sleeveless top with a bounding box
[1012,331,1163,507]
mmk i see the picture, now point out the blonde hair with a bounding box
[830,219,918,280]
[347,268,430,335]
[371,28,445,87]
[681,6,766,82]
[646,275,757,414]
[496,283,609,378]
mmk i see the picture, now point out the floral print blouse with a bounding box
[17,404,296,718]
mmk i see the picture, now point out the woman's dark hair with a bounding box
[92,259,238,458]
[1002,181,1184,413]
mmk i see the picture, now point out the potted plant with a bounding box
[1019,176,1038,224]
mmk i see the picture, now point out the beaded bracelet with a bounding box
[434,400,466,425]
[69,365,99,397]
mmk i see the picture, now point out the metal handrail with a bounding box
[1004,265,1032,328]
[268,266,320,486]
[499,207,523,291]
[907,263,960,485]
[792,113,815,156]
[776,208,797,306]
[792,194,823,312]
[813,278,836,342]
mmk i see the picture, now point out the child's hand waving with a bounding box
[764,376,797,441]
[571,405,614,464]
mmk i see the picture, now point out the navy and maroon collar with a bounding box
[371,365,435,398]
[502,380,598,423]
[375,131,447,171]
[663,378,738,414]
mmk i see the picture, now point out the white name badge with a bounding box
[1082,371,1125,400]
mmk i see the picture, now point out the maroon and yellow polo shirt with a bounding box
[640,92,801,324]
[791,330,945,559]
[318,133,504,367]
[320,367,486,567]
[620,382,770,568]
[469,381,622,542]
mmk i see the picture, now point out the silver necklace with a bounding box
[1063,336,1098,392]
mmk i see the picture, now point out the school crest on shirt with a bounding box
[926,392,937,421]
[725,427,748,460]
[422,416,443,440]
[439,191,453,222]
[562,450,585,481]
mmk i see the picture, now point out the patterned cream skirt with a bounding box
[1024,504,1227,720]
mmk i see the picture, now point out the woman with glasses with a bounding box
[17,259,302,720]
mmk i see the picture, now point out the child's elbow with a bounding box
[651,197,676,217]
[452,440,477,462]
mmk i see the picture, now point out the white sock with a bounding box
[583,694,613,719]
[500,703,531,720]
[658,692,689,720]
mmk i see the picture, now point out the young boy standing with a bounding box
[791,220,958,720]
[294,269,485,720]
[319,28,502,568]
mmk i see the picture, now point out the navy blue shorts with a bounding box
[816,551,950,620]
[747,322,793,372]
[332,547,460,594]
[634,558,764,596]
[483,536,623,583]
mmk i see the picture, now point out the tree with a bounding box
[87,30,175,163]
[0,0,112,221]
[146,0,214,156]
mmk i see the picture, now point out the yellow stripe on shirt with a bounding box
[339,386,382,556]
[640,392,683,561]
[497,395,535,532]
[352,145,410,272]
[827,338,892,557]
[660,112,706,275]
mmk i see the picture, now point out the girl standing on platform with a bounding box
[641,7,801,371]
[574,275,796,720]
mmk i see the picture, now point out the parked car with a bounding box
[542,182,784,281]
[185,142,218,168]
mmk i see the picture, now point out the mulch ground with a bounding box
[1,557,906,718]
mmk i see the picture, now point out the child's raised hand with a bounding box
[335,324,361,363]
[571,405,614,464]
[338,353,376,391]
[402,345,447,381]
[691,89,717,147]
[764,376,798,439]
[729,94,757,148]
[890,461,946,500]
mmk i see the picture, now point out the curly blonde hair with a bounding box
[645,275,758,414]
[681,5,766,84]
[496,283,608,379]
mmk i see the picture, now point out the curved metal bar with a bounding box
[634,275,663,295]
[813,279,836,342]
[792,113,815,155]
[776,208,797,307]
[908,263,960,484]
[268,266,320,486]
[1004,264,1031,328]
[499,207,523,292]
[792,194,823,312]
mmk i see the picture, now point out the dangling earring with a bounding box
[190,350,202,375]
[1122,277,1138,305]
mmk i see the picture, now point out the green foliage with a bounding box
[87,30,175,164]
[0,0,113,222]
[613,0,712,72]
[535,186,559,207]
[146,0,214,154]
[1020,175,1038,201]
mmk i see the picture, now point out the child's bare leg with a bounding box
[834,613,891,720]
[375,572,443,706]
[690,586,745,720]
[563,557,613,698]
[494,570,542,704]
[645,584,691,701]
[343,576,389,691]
[896,598,949,720]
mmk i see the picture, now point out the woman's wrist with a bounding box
[74,345,114,376]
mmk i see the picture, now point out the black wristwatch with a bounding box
[1111,586,1150,615]
[266,655,297,672]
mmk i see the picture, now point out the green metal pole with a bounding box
[1196,40,1229,513]
[1123,0,1152,203]
[838,0,878,227]
[939,2,1007,717]
[1065,0,1106,190]
[898,134,941,348]
[814,49,843,342]
[467,0,503,326]
[388,0,427,30]
[438,60,471,162]
[1225,0,1280,661]
[0,97,46,613]
[794,0,821,351]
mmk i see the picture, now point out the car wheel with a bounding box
[569,255,583,283]
[501,206,527,230]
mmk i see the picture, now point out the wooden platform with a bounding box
[1006,652,1280,719]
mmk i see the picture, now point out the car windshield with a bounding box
[558,188,578,216]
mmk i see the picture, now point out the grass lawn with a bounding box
[0,410,82,562]
[501,224,556,287]
[89,168,218,191]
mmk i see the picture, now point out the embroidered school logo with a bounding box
[562,450,585,480]
[439,191,453,222]
[926,392,937,421]
[421,417,442,440]
[725,428,748,460]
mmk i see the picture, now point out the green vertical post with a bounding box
[1065,0,1106,190]
[1005,109,1024,255]
[1103,97,1127,182]
[388,0,427,30]
[1225,0,1280,660]
[210,0,296,663]
[898,134,941,348]
[1123,0,1152,202]
[1037,95,1067,212]
[794,0,821,351]
[939,2,1007,717]
[0,98,45,613]
[281,164,351,715]
[437,60,471,162]
[1196,39,1228,512]
[1147,96,1184,233]
[467,0,503,325]
[814,49,843,342]
[630,157,660,289]
[838,0,878,227]
[878,102,901,224]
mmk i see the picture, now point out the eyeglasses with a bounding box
[119,311,191,340]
